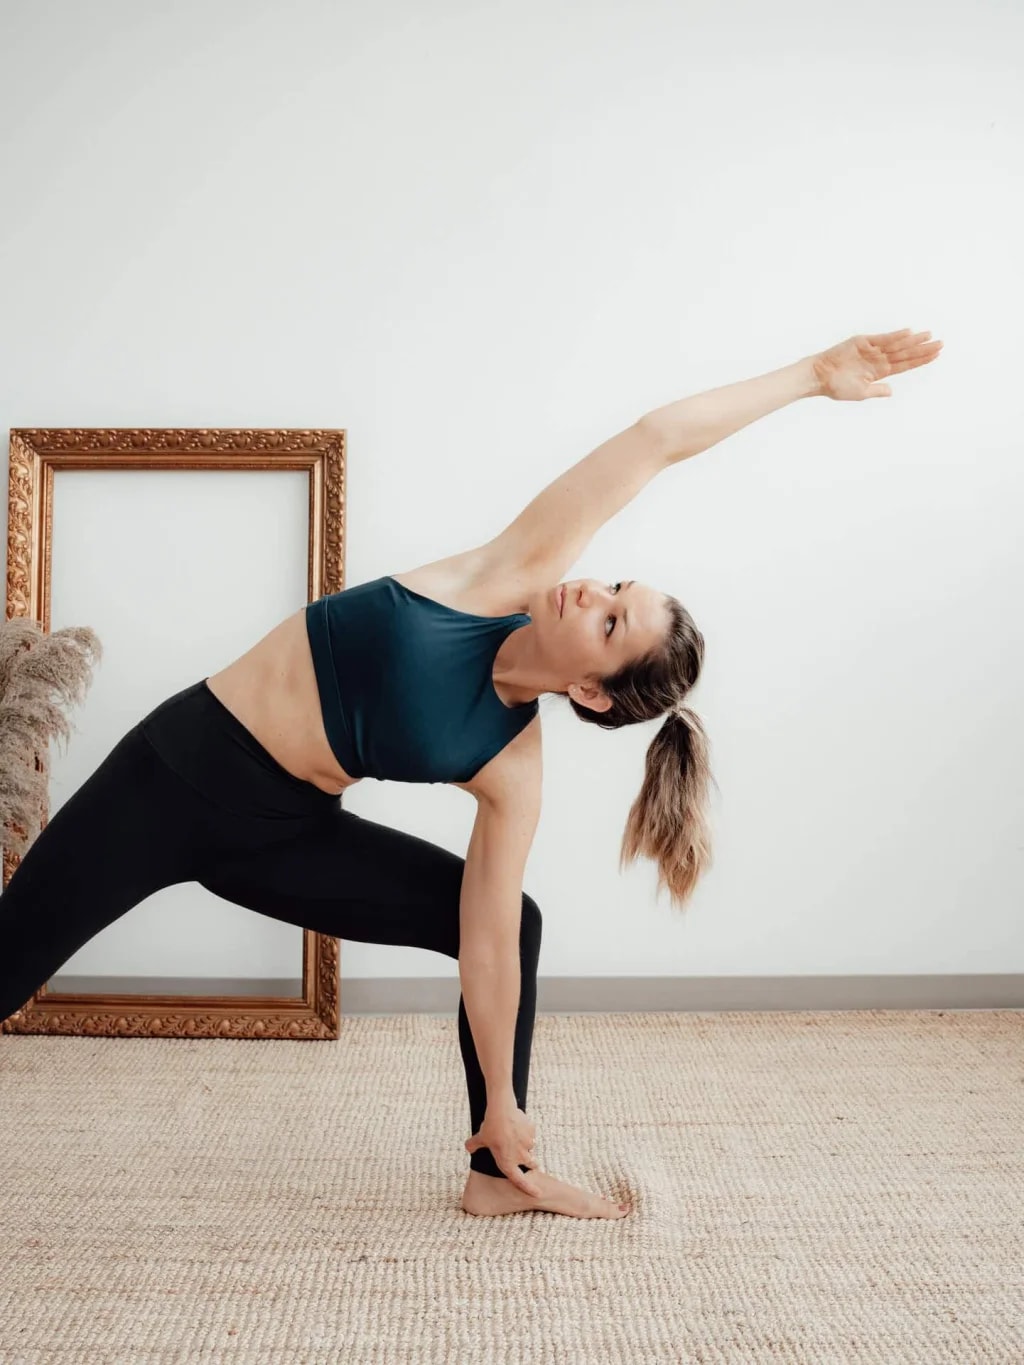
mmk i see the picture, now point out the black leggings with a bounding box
[0,679,541,1180]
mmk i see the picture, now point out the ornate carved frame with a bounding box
[2,427,346,1040]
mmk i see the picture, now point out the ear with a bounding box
[568,681,613,713]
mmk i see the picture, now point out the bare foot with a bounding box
[461,1169,631,1219]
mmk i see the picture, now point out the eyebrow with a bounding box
[622,580,635,636]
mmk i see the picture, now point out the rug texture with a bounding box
[1,1009,1021,1364]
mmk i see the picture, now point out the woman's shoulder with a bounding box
[389,543,535,617]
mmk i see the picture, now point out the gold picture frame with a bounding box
[2,426,346,1040]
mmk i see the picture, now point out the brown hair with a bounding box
[566,594,716,912]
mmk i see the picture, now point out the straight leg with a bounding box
[194,805,542,1179]
[0,726,207,1025]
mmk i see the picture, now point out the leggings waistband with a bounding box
[138,678,340,822]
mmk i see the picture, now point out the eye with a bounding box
[605,582,622,637]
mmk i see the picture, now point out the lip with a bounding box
[557,585,565,617]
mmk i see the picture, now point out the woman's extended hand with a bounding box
[812,328,943,401]
[465,1101,543,1196]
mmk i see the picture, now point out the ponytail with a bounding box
[619,703,716,911]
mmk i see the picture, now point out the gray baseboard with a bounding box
[48,974,1024,1012]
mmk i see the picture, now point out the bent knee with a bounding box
[520,893,542,946]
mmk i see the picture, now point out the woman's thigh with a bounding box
[0,725,209,1018]
[195,806,469,957]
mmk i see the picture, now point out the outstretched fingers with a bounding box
[885,340,944,374]
[865,327,917,347]
[870,330,943,359]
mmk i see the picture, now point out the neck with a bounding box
[492,623,554,706]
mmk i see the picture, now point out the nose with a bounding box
[573,580,608,608]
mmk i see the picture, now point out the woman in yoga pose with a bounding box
[0,328,941,1220]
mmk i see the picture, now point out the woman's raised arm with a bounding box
[481,328,942,582]
[643,328,943,466]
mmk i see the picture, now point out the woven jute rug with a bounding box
[1,1009,1021,1364]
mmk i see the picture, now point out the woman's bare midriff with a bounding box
[204,607,363,797]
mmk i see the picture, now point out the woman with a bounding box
[0,328,941,1220]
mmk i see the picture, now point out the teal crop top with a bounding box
[304,575,539,783]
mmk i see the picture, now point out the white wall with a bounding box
[2,0,1021,981]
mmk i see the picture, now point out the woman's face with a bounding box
[530,577,670,708]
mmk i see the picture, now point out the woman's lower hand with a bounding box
[812,328,943,401]
[465,1099,543,1197]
